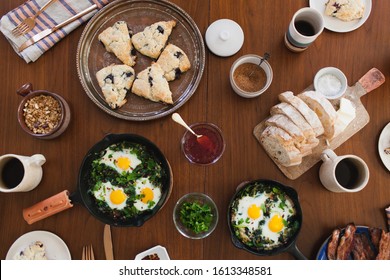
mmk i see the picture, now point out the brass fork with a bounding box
[82,245,95,260]
[12,0,57,37]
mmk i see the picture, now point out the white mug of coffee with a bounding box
[319,149,369,193]
[284,7,324,52]
[0,154,46,193]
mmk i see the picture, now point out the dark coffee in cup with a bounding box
[294,20,315,36]
[335,158,359,189]
[1,158,24,189]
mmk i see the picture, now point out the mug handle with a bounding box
[321,149,337,162]
[16,83,34,97]
[22,190,73,225]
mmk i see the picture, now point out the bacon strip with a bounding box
[352,233,375,260]
[376,231,390,260]
[369,227,383,253]
[327,228,340,260]
[336,223,356,260]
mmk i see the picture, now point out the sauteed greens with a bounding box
[230,181,300,251]
[89,141,166,221]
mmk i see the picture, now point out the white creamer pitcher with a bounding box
[0,154,46,193]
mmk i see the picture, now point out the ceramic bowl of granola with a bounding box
[17,83,71,140]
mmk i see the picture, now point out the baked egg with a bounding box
[98,148,142,174]
[93,181,128,210]
[133,177,162,211]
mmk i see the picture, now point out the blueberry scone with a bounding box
[131,63,173,104]
[324,0,365,22]
[15,241,47,260]
[96,64,135,109]
[131,20,176,59]
[98,21,136,66]
[156,43,191,81]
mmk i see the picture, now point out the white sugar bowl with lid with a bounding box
[314,67,347,100]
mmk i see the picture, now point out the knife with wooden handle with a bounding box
[103,224,114,260]
[18,4,97,52]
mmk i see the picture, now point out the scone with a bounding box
[131,63,173,104]
[96,64,135,109]
[131,20,176,59]
[98,21,136,66]
[324,0,365,22]
[156,43,191,81]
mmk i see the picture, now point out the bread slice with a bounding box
[298,90,337,139]
[98,21,136,66]
[156,43,191,81]
[132,20,176,59]
[266,114,312,156]
[131,63,173,104]
[260,126,302,167]
[96,64,135,109]
[270,102,317,142]
[278,91,324,137]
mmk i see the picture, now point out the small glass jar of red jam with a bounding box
[181,123,225,165]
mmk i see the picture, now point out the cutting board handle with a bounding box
[357,68,385,97]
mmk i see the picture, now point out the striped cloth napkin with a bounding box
[0,0,111,63]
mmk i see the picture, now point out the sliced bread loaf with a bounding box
[270,102,316,141]
[279,91,324,137]
[260,126,302,167]
[265,114,312,156]
[298,90,337,139]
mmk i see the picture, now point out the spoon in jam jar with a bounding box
[171,113,214,150]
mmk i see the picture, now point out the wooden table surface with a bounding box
[1,0,389,260]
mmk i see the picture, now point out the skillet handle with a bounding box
[23,190,73,225]
[286,242,307,260]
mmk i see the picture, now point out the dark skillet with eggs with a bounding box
[228,179,306,259]
[23,134,173,227]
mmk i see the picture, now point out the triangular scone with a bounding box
[131,20,176,59]
[156,43,191,81]
[131,63,173,104]
[98,21,136,66]
[96,64,135,109]
[325,0,364,22]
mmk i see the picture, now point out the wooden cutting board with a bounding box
[253,68,386,180]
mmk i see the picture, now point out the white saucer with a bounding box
[6,230,71,260]
[205,19,244,57]
[378,122,390,171]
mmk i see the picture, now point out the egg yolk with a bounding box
[110,189,127,205]
[116,157,130,171]
[269,214,284,232]
[141,187,154,203]
[247,204,261,219]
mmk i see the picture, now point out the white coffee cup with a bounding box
[319,149,369,193]
[0,154,46,193]
[284,7,324,52]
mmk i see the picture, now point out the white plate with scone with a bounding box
[309,0,372,33]
[378,122,390,172]
[6,230,71,260]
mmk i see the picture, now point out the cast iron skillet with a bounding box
[227,179,307,259]
[23,134,173,227]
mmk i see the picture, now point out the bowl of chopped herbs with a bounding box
[173,192,218,239]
